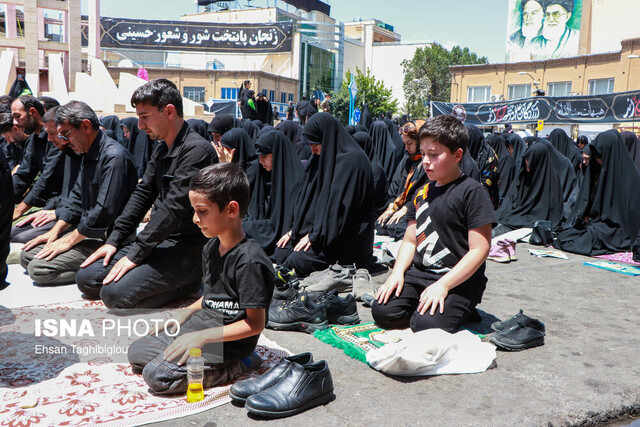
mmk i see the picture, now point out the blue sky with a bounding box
[84,0,508,63]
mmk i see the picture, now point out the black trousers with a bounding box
[76,239,202,309]
[10,222,55,243]
[371,267,476,333]
[0,196,11,288]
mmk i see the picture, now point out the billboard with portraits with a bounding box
[506,0,582,62]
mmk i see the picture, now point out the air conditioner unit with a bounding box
[490,94,505,102]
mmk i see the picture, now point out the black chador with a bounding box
[244,130,302,256]
[121,117,156,179]
[275,120,311,164]
[548,128,581,172]
[535,139,576,214]
[352,131,388,216]
[555,130,640,256]
[369,121,399,185]
[219,128,256,172]
[496,142,563,230]
[207,114,241,136]
[486,134,515,203]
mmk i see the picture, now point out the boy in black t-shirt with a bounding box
[128,163,275,394]
[372,115,495,333]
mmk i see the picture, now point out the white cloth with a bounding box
[366,329,496,376]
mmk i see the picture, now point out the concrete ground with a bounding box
[147,242,640,427]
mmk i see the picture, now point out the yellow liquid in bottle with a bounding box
[187,383,204,403]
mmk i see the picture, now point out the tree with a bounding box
[332,67,398,126]
[402,44,488,118]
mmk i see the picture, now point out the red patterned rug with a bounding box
[0,300,289,426]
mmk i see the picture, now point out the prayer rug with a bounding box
[594,252,640,266]
[314,323,486,365]
[0,300,289,426]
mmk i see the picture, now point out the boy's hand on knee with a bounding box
[418,282,448,316]
[103,256,137,284]
[376,272,404,305]
[163,331,207,366]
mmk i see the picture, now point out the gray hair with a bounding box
[55,101,100,130]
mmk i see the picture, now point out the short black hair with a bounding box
[131,78,183,117]
[37,96,60,111]
[0,95,14,106]
[42,105,60,123]
[16,95,45,117]
[301,95,307,100]
[418,115,468,154]
[0,112,14,134]
[189,163,250,217]
[55,101,100,130]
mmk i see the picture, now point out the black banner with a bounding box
[432,90,640,125]
[100,17,292,53]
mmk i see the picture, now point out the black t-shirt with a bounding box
[405,175,496,303]
[200,237,275,361]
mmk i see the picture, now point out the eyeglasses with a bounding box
[400,126,416,135]
[544,10,567,20]
[57,129,72,142]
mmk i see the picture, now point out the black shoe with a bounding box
[490,323,545,351]
[245,360,334,418]
[491,310,545,333]
[313,290,360,325]
[267,293,328,333]
[229,353,313,405]
[269,273,301,321]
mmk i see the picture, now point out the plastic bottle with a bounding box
[186,348,204,403]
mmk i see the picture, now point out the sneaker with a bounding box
[301,264,342,287]
[352,268,373,297]
[269,281,300,321]
[490,323,545,351]
[267,293,328,333]
[274,265,298,285]
[304,265,356,293]
[314,290,360,325]
[487,242,510,263]
[491,310,545,333]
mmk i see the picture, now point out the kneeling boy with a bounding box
[372,115,495,333]
[128,163,275,394]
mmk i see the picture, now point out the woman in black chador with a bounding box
[274,113,375,277]
[368,121,399,185]
[495,142,563,233]
[466,125,499,208]
[555,130,640,256]
[275,119,311,164]
[352,131,388,216]
[548,128,581,172]
[244,130,303,258]
[218,128,256,172]
[376,120,427,241]
[535,139,576,216]
[121,117,156,178]
[486,133,515,206]
[207,114,242,140]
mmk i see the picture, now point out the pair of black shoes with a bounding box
[267,290,360,333]
[230,353,334,418]
[489,310,546,351]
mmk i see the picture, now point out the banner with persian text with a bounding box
[100,17,293,53]
[432,91,640,125]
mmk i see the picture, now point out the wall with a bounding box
[589,0,640,54]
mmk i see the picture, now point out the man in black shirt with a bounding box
[20,101,137,286]
[0,112,27,172]
[296,96,310,125]
[0,149,12,290]
[11,96,65,220]
[77,79,218,309]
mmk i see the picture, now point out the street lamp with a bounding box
[519,72,545,96]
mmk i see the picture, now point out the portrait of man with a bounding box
[540,0,580,58]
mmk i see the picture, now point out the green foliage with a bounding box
[402,44,488,118]
[333,67,398,126]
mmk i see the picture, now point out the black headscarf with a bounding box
[548,128,581,172]
[344,125,358,136]
[535,139,577,206]
[257,125,274,138]
[187,119,211,141]
[496,142,563,229]
[620,131,640,171]
[120,117,155,178]
[292,113,374,254]
[9,75,32,98]
[369,121,399,184]
[353,131,388,215]
[242,119,260,143]
[100,115,125,145]
[252,119,265,129]
[487,134,516,202]
[555,129,640,255]
[400,114,408,126]
[275,120,311,163]
[219,128,256,171]
[523,136,538,146]
[244,130,303,255]
[360,103,372,130]
[461,150,480,182]
[208,114,240,135]
[382,117,404,166]
[256,91,273,126]
[506,133,526,167]
[240,89,258,120]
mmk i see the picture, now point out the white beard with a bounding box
[542,23,566,41]
[522,23,541,39]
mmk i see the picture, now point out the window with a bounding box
[547,81,572,97]
[467,86,491,103]
[588,78,615,95]
[183,87,205,103]
[281,92,287,103]
[507,84,532,100]
[269,90,275,102]
[288,93,294,102]
[221,87,238,100]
